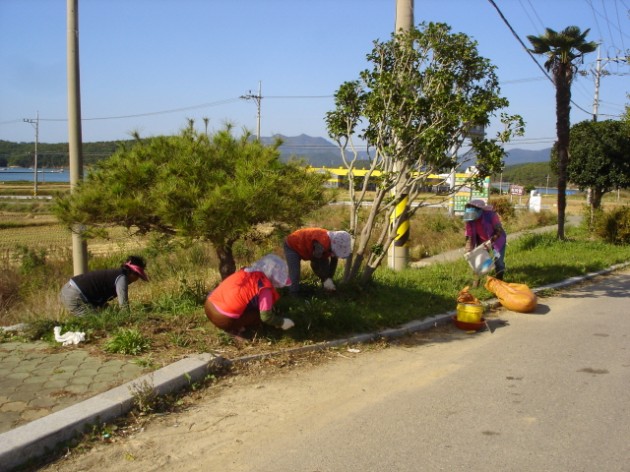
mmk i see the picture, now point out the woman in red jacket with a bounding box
[283,228,352,295]
[204,254,294,337]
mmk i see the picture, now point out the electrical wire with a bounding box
[487,0,597,117]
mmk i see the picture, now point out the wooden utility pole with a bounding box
[388,0,414,271]
[67,0,88,275]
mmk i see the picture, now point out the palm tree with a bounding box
[527,26,597,239]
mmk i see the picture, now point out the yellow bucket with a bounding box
[456,303,484,323]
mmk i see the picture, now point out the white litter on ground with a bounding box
[53,326,86,346]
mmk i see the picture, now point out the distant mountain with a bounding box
[265,137,553,168]
[261,134,345,167]
[1,135,553,169]
[504,148,552,166]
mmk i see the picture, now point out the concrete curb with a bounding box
[0,353,223,471]
[1,260,629,471]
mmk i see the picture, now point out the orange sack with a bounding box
[484,276,537,313]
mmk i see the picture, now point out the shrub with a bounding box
[489,196,516,221]
[593,206,630,244]
[15,245,47,274]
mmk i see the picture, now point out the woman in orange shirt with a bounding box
[204,254,294,337]
[283,228,351,295]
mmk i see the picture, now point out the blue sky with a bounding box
[1,0,628,151]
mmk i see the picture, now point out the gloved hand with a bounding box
[483,240,493,250]
[281,318,295,330]
[323,278,336,291]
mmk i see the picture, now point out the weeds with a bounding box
[2,193,630,364]
[104,328,151,355]
[128,378,157,415]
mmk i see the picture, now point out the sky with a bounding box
[1,0,628,152]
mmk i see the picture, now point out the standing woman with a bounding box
[60,255,149,316]
[204,254,294,338]
[463,199,507,283]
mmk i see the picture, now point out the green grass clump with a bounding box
[104,328,151,355]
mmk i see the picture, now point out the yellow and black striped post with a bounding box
[388,193,409,270]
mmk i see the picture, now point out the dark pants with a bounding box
[283,241,337,293]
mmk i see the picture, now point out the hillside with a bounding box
[260,134,345,167]
[0,136,552,170]
[504,147,552,165]
[494,162,556,188]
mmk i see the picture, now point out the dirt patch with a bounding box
[34,323,475,472]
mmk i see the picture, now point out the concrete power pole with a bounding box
[240,81,262,140]
[591,46,628,122]
[23,111,39,196]
[388,0,413,271]
[67,0,88,275]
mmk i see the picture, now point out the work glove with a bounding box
[281,318,295,330]
[323,278,336,291]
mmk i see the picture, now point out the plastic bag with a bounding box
[457,286,481,305]
[485,276,537,313]
[464,244,495,275]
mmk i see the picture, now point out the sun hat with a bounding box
[124,261,149,281]
[245,254,290,288]
[466,199,493,211]
[328,230,352,259]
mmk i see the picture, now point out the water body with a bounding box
[1,168,581,196]
[0,168,70,183]
[492,183,579,196]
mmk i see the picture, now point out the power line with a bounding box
[7,95,333,125]
[486,0,596,117]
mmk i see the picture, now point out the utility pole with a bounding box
[388,0,413,271]
[591,46,628,122]
[23,111,39,196]
[587,46,627,205]
[546,174,549,195]
[67,0,88,275]
[240,81,262,140]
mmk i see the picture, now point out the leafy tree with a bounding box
[566,119,630,211]
[53,123,329,279]
[326,22,523,283]
[527,26,597,240]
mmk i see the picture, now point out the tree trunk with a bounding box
[216,245,236,280]
[588,187,604,230]
[591,187,603,210]
[555,67,572,240]
[360,264,377,284]
[347,253,364,281]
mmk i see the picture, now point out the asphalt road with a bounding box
[44,269,630,472]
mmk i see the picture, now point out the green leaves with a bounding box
[326,21,523,281]
[567,119,630,208]
[53,124,329,278]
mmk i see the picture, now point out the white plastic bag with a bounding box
[53,326,86,346]
[464,244,495,275]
